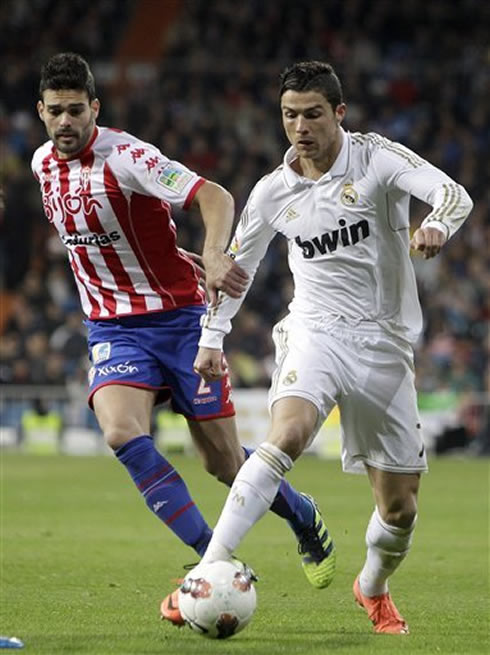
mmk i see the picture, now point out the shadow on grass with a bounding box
[172,628,371,654]
[24,630,370,654]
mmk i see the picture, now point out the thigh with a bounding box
[268,316,341,421]
[86,321,168,408]
[340,336,427,475]
[93,384,156,442]
[154,310,235,421]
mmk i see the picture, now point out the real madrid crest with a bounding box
[341,183,359,206]
[282,370,297,385]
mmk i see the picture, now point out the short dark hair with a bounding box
[39,52,96,101]
[279,61,343,111]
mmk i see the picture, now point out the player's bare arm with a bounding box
[193,181,249,305]
[193,346,225,382]
[410,225,447,259]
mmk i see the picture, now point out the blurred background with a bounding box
[0,0,488,456]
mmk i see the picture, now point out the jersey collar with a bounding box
[282,128,350,188]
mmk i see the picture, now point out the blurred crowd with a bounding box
[0,0,488,444]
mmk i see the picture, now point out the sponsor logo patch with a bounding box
[295,218,370,258]
[96,361,139,376]
[92,342,111,364]
[156,165,192,193]
[229,235,240,254]
[62,231,121,247]
[192,395,218,405]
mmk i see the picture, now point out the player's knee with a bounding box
[268,419,310,460]
[382,501,417,529]
[103,421,143,450]
[202,456,238,485]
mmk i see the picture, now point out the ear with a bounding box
[37,100,45,123]
[91,98,100,119]
[335,103,347,125]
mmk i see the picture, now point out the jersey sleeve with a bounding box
[107,139,204,209]
[31,153,39,180]
[371,135,473,239]
[31,142,50,181]
[199,190,276,350]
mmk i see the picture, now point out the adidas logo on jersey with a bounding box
[285,206,300,222]
[295,218,370,258]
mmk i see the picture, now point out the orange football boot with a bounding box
[160,588,185,627]
[353,576,409,635]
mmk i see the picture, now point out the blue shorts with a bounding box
[85,306,235,421]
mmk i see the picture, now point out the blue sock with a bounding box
[116,435,211,556]
[242,446,314,535]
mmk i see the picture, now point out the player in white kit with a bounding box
[193,61,473,634]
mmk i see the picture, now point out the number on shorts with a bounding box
[197,377,212,395]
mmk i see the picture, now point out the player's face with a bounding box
[281,90,345,165]
[37,89,100,158]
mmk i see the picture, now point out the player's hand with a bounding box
[193,346,226,382]
[178,248,206,280]
[202,250,248,306]
[410,226,447,259]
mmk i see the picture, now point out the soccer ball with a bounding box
[178,559,257,639]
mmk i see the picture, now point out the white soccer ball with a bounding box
[178,559,257,639]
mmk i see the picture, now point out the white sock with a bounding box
[359,507,416,597]
[201,442,293,563]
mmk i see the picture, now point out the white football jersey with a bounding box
[200,129,473,347]
[32,126,206,319]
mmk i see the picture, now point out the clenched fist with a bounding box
[410,226,447,259]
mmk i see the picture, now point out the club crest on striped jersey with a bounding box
[80,166,91,191]
[156,164,192,192]
[340,183,359,206]
[92,342,111,364]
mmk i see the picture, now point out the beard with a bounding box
[53,120,94,156]
[54,132,83,154]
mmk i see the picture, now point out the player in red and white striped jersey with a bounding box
[32,53,332,621]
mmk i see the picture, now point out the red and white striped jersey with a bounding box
[31,126,207,319]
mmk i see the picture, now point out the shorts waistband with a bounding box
[299,315,384,335]
[294,315,411,347]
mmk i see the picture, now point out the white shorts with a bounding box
[269,315,428,475]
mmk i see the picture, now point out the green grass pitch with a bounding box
[1,452,488,654]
